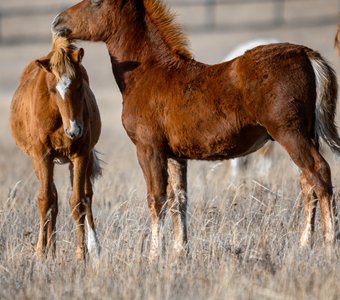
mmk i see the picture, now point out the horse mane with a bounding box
[143,0,192,66]
[50,36,78,80]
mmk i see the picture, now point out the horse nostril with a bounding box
[65,128,73,139]
[65,124,82,140]
[78,125,83,137]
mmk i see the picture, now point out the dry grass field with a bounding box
[1,0,340,299]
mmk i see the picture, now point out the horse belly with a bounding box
[168,125,270,160]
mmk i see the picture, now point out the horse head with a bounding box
[36,37,85,140]
[51,0,120,42]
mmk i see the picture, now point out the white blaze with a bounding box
[56,74,71,100]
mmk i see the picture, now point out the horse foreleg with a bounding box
[83,154,100,258]
[70,155,88,261]
[33,156,58,258]
[167,158,188,256]
[137,144,168,261]
[299,173,317,248]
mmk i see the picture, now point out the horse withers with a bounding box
[53,0,340,259]
[10,36,102,261]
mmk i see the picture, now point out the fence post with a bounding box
[205,0,216,30]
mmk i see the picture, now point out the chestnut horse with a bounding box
[53,0,340,259]
[10,36,102,260]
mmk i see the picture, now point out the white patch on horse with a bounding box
[300,223,311,247]
[56,74,71,100]
[69,120,81,137]
[85,214,100,257]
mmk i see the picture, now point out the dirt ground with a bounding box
[1,1,340,299]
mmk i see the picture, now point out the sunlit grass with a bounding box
[0,133,339,299]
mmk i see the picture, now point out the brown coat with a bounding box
[52,0,340,258]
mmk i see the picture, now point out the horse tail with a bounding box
[308,52,340,155]
[90,149,103,183]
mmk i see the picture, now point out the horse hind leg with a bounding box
[167,158,188,256]
[275,133,335,251]
[299,173,317,248]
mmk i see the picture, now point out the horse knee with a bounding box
[147,194,166,217]
[315,160,332,191]
[38,189,57,215]
[305,163,332,198]
[69,197,84,221]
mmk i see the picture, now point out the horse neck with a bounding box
[105,4,193,94]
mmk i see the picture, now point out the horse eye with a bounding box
[91,0,103,6]
[49,88,57,94]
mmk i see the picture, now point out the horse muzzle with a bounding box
[65,121,83,140]
[51,14,71,37]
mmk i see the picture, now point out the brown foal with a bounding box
[52,0,339,259]
[10,36,102,260]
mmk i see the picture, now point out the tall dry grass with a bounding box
[1,122,339,299]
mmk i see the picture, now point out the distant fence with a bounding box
[171,0,286,30]
[170,0,340,32]
[0,4,67,44]
[0,0,339,45]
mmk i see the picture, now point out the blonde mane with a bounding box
[50,36,77,80]
[144,0,192,64]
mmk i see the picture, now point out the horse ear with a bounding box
[35,59,51,73]
[71,48,84,64]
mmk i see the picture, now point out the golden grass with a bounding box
[1,116,340,299]
[2,12,340,295]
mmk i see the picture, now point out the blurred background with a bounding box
[1,0,340,197]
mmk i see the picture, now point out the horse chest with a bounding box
[49,130,83,158]
[50,133,72,152]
